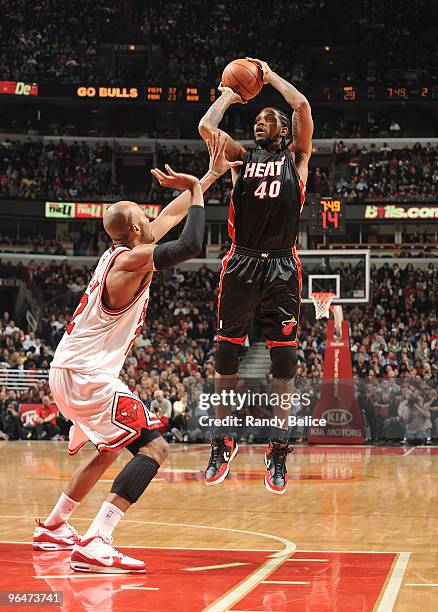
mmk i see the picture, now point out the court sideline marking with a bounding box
[377,551,411,612]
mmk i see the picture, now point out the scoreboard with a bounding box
[309,198,346,235]
[69,84,217,103]
[2,80,437,103]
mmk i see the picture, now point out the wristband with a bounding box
[210,169,221,178]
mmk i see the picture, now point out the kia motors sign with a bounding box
[308,319,366,444]
[321,409,353,427]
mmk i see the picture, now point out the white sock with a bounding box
[45,492,80,527]
[84,501,124,540]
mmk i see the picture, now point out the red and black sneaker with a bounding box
[204,434,238,486]
[264,441,292,494]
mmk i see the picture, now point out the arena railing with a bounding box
[0,368,49,391]
[317,243,438,256]
[0,133,437,151]
[1,251,436,272]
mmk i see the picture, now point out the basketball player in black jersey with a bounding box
[199,58,313,494]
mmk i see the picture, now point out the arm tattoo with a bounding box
[291,112,301,163]
[202,96,231,128]
[292,111,299,142]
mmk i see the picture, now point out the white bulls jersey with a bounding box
[52,245,151,376]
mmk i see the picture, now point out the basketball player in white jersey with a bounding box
[33,133,242,573]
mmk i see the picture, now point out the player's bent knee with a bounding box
[270,346,298,379]
[215,341,239,375]
[110,453,160,504]
[126,427,163,457]
[138,435,169,465]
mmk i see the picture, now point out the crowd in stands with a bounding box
[0,230,113,257]
[0,233,67,255]
[335,141,438,201]
[0,136,312,207]
[0,257,436,443]
[152,145,232,206]
[0,139,117,200]
[1,137,437,206]
[0,0,122,83]
[145,1,436,86]
[1,1,435,88]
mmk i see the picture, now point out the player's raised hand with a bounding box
[207,130,243,176]
[218,82,246,104]
[245,57,272,84]
[151,165,200,192]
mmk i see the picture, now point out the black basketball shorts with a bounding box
[217,245,302,349]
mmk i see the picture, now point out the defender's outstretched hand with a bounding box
[151,165,200,192]
[207,131,243,176]
[245,57,272,84]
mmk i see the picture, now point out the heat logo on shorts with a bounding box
[281,317,297,336]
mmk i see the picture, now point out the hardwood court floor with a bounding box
[0,441,437,611]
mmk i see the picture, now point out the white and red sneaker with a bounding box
[33,519,79,551]
[70,534,146,574]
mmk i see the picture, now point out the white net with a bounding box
[311,292,335,319]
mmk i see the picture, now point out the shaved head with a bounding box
[103,200,153,245]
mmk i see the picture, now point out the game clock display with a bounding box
[310,198,346,235]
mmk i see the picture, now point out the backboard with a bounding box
[299,249,370,304]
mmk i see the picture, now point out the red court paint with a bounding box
[0,543,396,611]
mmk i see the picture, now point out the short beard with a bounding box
[255,135,274,148]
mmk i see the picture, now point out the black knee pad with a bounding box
[110,454,159,504]
[215,341,239,375]
[270,346,298,379]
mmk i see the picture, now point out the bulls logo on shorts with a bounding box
[113,393,161,434]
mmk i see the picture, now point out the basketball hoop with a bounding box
[311,292,335,319]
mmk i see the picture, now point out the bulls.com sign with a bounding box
[364,204,438,220]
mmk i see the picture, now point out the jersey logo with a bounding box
[244,158,285,178]
[113,393,161,439]
[120,404,138,421]
[282,317,297,336]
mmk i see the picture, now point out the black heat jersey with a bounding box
[229,147,305,251]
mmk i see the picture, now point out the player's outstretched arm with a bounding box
[114,173,204,275]
[198,86,246,162]
[150,131,243,242]
[150,169,217,243]
[117,133,243,274]
[247,58,313,182]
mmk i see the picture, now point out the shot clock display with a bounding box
[319,84,437,102]
[386,86,430,99]
[310,198,346,235]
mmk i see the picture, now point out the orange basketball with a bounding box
[222,59,263,101]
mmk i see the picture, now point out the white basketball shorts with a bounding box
[49,367,161,455]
